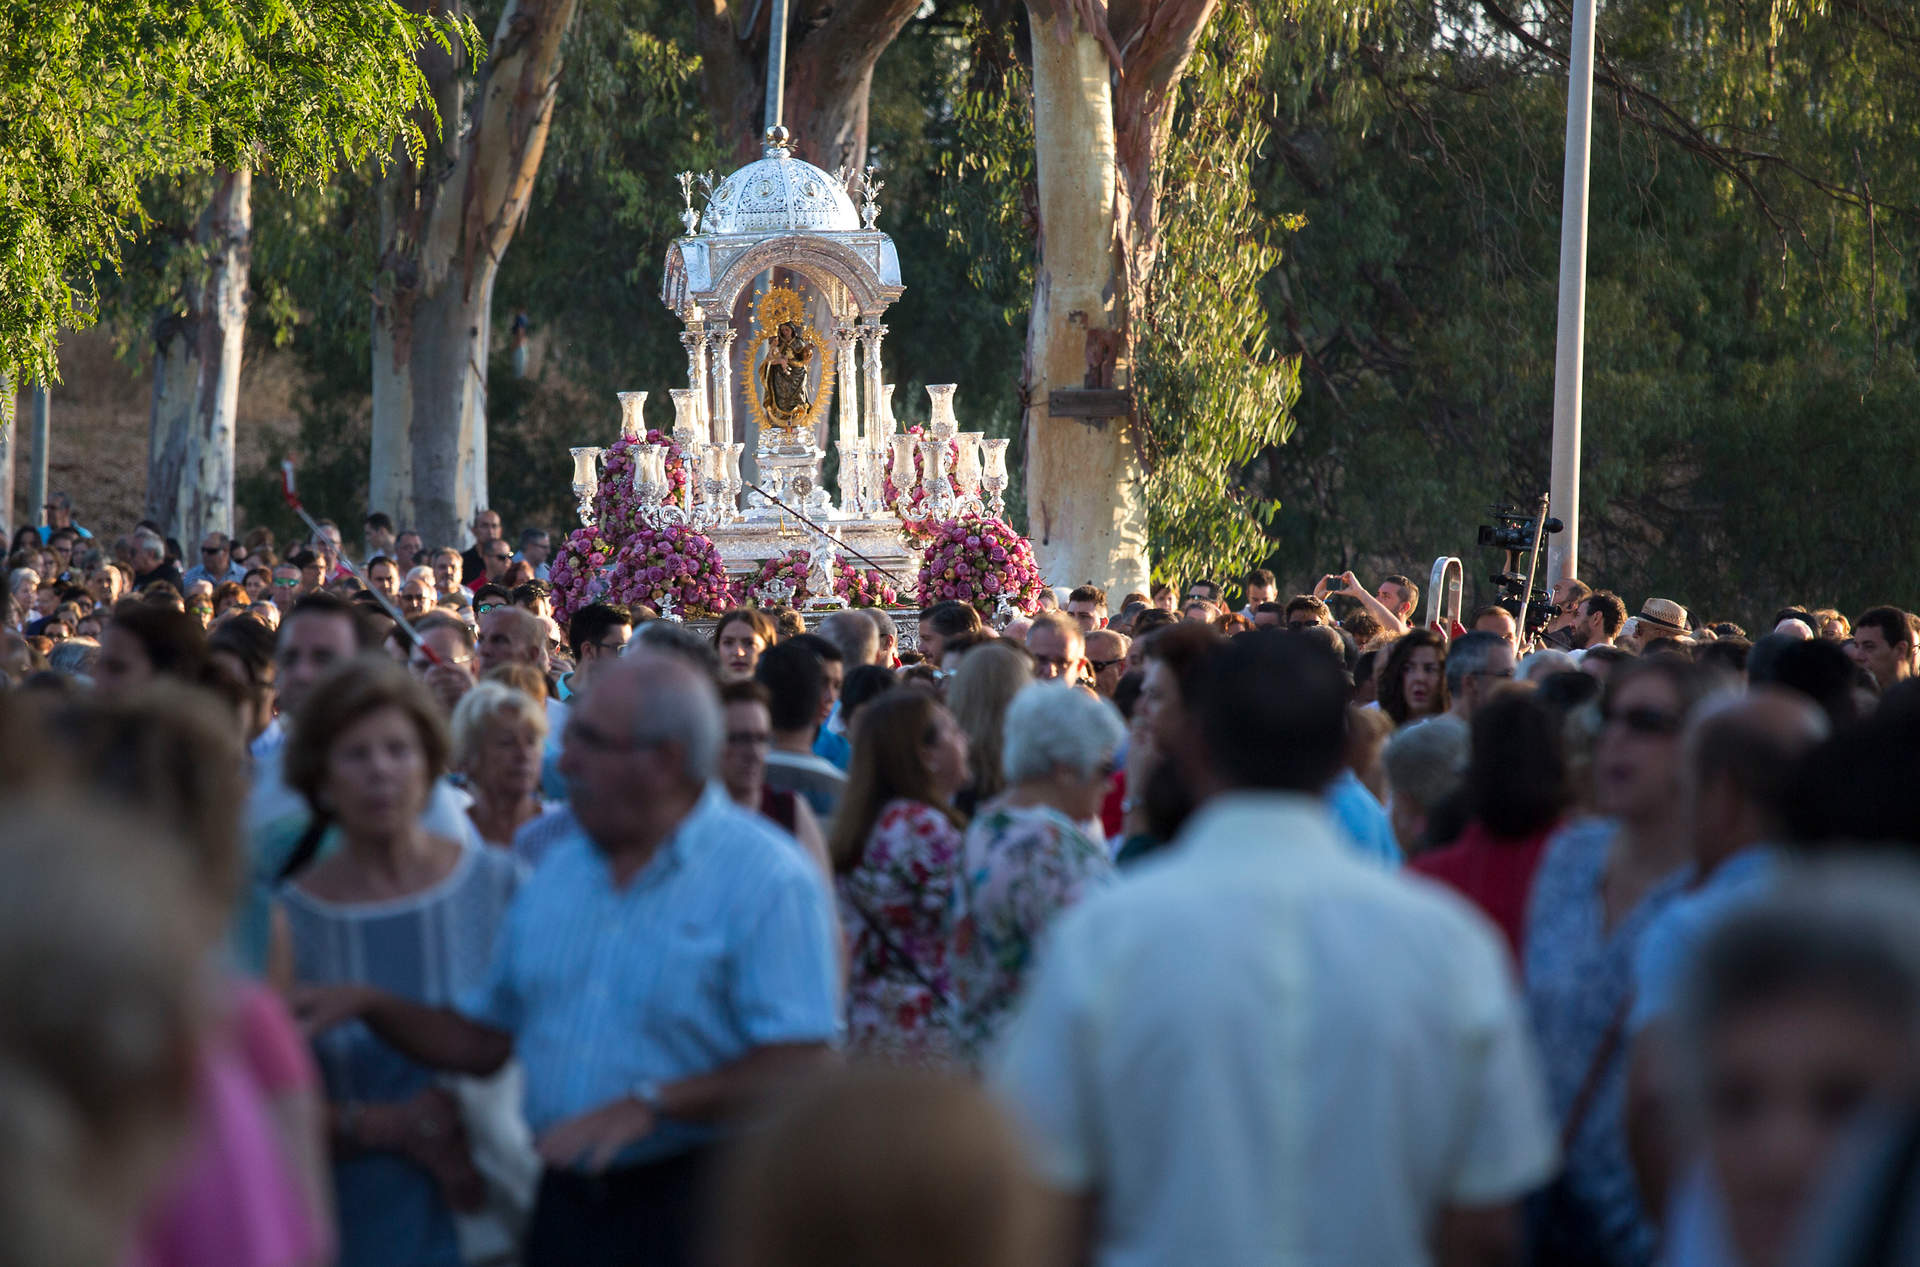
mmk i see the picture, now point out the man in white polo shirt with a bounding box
[993,630,1557,1266]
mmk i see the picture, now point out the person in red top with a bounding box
[1410,686,1570,958]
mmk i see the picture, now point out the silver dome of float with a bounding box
[702,141,860,234]
[661,127,902,321]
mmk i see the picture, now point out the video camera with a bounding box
[1476,499,1563,637]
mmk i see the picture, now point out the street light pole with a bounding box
[1547,0,1598,585]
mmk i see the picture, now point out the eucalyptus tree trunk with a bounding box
[370,0,577,548]
[148,167,251,541]
[690,0,919,168]
[1020,0,1217,595]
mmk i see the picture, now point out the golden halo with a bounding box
[746,282,836,440]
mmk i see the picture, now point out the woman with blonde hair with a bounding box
[830,690,972,1064]
[450,680,551,849]
[945,639,1033,815]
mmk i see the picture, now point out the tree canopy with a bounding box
[0,0,466,387]
[206,0,1920,628]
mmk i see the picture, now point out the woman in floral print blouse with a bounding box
[951,683,1125,1065]
[829,690,973,1064]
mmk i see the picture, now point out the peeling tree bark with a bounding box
[688,0,919,169]
[148,167,251,542]
[1020,0,1216,594]
[370,0,577,548]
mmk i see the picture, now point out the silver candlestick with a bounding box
[723,443,745,520]
[919,439,955,521]
[837,441,864,516]
[569,446,603,527]
[955,432,984,517]
[889,434,917,511]
[981,437,1010,520]
[864,445,890,518]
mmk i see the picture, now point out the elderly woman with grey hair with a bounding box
[949,682,1125,1064]
[450,680,551,849]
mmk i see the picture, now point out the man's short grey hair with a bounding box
[862,607,898,647]
[1445,630,1507,696]
[1381,715,1469,815]
[816,610,879,667]
[131,528,164,558]
[628,652,723,783]
[202,531,231,549]
[1519,649,1575,682]
[633,619,720,677]
[1001,683,1126,783]
[48,638,99,678]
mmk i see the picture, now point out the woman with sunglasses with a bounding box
[950,683,1123,1066]
[1522,655,1711,1267]
[399,566,438,619]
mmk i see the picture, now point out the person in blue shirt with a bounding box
[291,651,841,1267]
[36,490,91,543]
[1623,688,1829,1224]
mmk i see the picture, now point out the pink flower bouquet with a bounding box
[748,548,900,609]
[602,522,736,619]
[916,516,1047,617]
[550,525,616,623]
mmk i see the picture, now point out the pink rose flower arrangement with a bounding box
[879,424,963,549]
[550,525,616,622]
[748,548,900,609]
[593,431,691,537]
[916,516,1047,617]
[601,522,736,619]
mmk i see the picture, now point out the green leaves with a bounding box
[0,0,471,387]
[1255,0,1920,628]
[1136,2,1301,584]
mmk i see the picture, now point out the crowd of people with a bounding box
[6,493,1920,1267]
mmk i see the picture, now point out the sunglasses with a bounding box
[477,602,501,615]
[272,577,299,588]
[1089,657,1124,672]
[1607,706,1684,736]
[201,546,226,555]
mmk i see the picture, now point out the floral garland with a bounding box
[593,431,691,538]
[549,525,616,623]
[602,522,736,618]
[916,516,1047,617]
[747,548,900,609]
[879,424,963,549]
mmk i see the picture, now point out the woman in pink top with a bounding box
[31,684,334,1267]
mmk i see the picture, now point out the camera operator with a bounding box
[1313,571,1419,638]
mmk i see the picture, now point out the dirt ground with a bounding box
[5,327,301,540]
